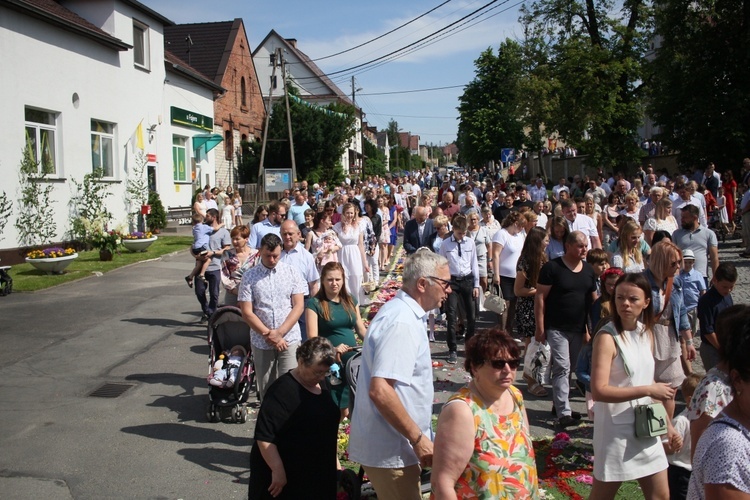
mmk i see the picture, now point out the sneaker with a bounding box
[200,314,209,323]
[447,351,458,364]
[551,406,582,420]
[184,276,193,288]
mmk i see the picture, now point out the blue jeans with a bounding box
[546,328,584,418]
[195,269,221,317]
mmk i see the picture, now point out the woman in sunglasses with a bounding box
[431,328,539,498]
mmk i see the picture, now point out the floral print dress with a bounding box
[441,385,539,499]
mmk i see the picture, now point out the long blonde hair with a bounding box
[617,219,643,268]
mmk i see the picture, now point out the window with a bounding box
[172,136,188,182]
[91,120,115,177]
[133,20,150,69]
[270,75,277,90]
[269,53,276,67]
[241,77,247,107]
[24,107,58,175]
[224,130,233,161]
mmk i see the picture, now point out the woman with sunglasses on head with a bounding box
[431,328,539,499]
[589,273,678,499]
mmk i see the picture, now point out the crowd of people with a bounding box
[186,158,750,498]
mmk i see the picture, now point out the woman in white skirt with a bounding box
[590,273,681,499]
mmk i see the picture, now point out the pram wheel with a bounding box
[206,404,220,423]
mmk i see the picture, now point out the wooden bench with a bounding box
[0,265,12,296]
[167,206,193,226]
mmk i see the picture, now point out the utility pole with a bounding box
[351,76,363,180]
[255,47,279,209]
[281,52,297,184]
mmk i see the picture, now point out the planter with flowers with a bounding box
[25,247,78,275]
[121,231,157,252]
[91,229,120,261]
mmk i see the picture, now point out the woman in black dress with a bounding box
[249,337,340,499]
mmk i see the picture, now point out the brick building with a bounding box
[165,19,265,190]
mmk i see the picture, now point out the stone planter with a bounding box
[25,253,78,275]
[121,236,157,252]
[99,249,114,261]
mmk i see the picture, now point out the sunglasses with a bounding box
[489,358,522,370]
[427,276,453,290]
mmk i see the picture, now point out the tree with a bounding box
[647,0,750,169]
[261,86,357,184]
[456,42,527,168]
[386,119,400,151]
[519,0,651,169]
[363,139,388,177]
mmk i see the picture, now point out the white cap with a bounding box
[682,249,695,260]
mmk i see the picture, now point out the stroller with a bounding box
[344,348,432,496]
[206,306,255,423]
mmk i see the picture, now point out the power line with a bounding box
[309,0,455,62]
[367,112,457,119]
[295,0,502,80]
[358,84,465,96]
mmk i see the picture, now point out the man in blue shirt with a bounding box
[249,201,286,249]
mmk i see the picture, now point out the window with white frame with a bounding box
[24,107,58,175]
[91,120,115,178]
[133,20,150,69]
[172,136,188,182]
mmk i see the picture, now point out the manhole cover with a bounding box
[88,383,135,398]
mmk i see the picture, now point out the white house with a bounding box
[0,0,222,255]
[252,30,362,177]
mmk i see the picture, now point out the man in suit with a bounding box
[403,206,434,254]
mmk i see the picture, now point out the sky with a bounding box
[147,0,526,147]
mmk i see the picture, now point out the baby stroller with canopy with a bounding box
[206,306,255,423]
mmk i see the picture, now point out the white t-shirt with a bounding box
[566,214,599,248]
[668,410,692,471]
[491,228,525,278]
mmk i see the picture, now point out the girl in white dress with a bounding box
[333,203,369,306]
[221,194,235,230]
[590,273,680,499]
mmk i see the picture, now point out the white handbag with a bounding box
[483,284,506,315]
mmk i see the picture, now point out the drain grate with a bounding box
[88,383,135,398]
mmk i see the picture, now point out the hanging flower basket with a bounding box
[25,247,78,275]
[121,232,157,252]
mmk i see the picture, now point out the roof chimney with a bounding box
[285,38,297,48]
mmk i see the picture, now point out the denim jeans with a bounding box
[546,328,584,418]
[194,269,221,317]
[446,275,476,352]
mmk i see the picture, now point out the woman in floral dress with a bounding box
[431,328,538,499]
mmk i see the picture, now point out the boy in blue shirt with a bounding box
[185,213,214,288]
[679,249,706,375]
[697,262,737,371]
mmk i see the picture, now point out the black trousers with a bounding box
[446,275,476,352]
[668,464,690,500]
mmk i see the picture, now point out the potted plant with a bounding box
[121,231,157,252]
[146,190,167,233]
[91,228,120,261]
[25,247,78,274]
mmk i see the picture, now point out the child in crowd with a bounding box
[665,373,702,500]
[697,262,737,371]
[590,267,624,330]
[185,213,213,288]
[679,249,706,375]
[575,340,595,420]
[586,248,610,296]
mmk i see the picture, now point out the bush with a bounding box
[146,190,167,231]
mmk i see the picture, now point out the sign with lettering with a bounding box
[170,106,213,132]
[264,168,293,192]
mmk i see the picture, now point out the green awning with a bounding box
[192,134,223,154]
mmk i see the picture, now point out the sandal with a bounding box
[523,373,548,397]
[185,276,193,288]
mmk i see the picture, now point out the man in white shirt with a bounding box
[672,180,707,227]
[561,199,601,249]
[529,177,548,203]
[348,250,451,499]
[279,220,320,340]
[552,178,569,203]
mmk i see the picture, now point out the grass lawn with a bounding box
[11,235,193,292]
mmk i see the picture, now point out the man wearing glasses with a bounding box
[439,214,480,365]
[349,250,452,499]
[249,201,287,249]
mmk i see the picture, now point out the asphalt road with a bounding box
[0,233,746,499]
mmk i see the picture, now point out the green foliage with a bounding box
[363,140,388,177]
[518,0,652,169]
[237,139,261,183]
[386,119,400,151]
[15,148,57,247]
[69,168,114,245]
[146,190,167,231]
[647,0,750,169]
[457,42,527,168]
[0,189,12,243]
[262,85,357,184]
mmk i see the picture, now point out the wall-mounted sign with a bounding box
[170,106,213,132]
[264,168,293,193]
